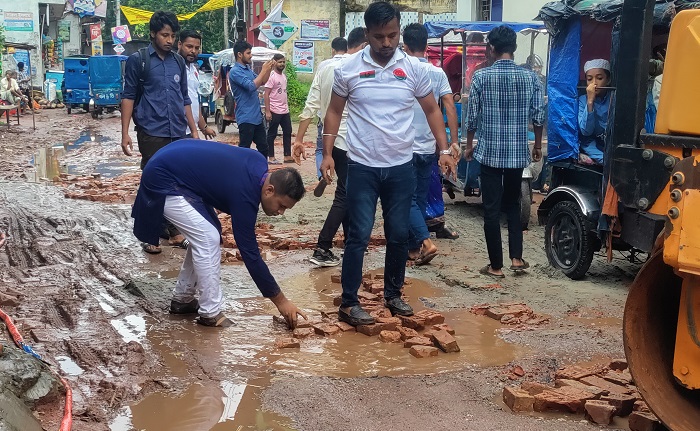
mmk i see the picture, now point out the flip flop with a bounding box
[268,159,282,165]
[479,265,505,279]
[509,260,530,271]
[170,238,190,249]
[436,226,460,239]
[415,250,438,266]
[142,243,162,254]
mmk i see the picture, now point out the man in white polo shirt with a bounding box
[178,30,216,139]
[320,1,456,326]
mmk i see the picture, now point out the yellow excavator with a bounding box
[620,2,700,430]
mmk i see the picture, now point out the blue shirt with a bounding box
[466,59,545,169]
[131,140,280,298]
[229,62,263,125]
[122,44,191,138]
[578,93,610,163]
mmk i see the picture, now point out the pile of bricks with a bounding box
[59,172,141,204]
[503,359,666,430]
[274,273,460,358]
[470,302,549,326]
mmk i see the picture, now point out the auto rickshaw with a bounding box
[424,21,549,229]
[209,46,283,133]
[62,56,90,114]
[197,53,215,122]
[87,55,128,119]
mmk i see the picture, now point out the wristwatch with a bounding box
[439,149,451,155]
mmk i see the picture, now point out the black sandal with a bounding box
[436,226,459,239]
[479,265,505,279]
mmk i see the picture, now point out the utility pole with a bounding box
[116,0,121,27]
[223,7,229,48]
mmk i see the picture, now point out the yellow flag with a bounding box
[120,0,234,25]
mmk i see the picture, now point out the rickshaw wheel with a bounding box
[544,200,594,279]
[520,178,532,230]
[216,111,226,133]
[91,110,98,119]
[66,105,71,114]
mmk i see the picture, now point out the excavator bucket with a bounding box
[624,251,700,431]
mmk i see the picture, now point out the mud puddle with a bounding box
[111,267,527,430]
[31,128,134,181]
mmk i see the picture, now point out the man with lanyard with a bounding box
[121,10,198,254]
[402,23,459,266]
[321,1,456,326]
[464,25,545,279]
[229,41,275,162]
[291,27,366,268]
[131,140,308,328]
[177,29,216,139]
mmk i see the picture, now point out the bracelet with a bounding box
[439,149,451,155]
[322,133,338,137]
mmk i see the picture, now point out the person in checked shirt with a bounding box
[464,25,545,279]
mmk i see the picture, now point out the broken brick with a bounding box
[485,304,530,320]
[403,336,433,348]
[357,323,383,336]
[601,370,632,386]
[503,386,534,412]
[378,330,402,343]
[358,291,380,302]
[628,411,663,431]
[275,338,300,349]
[512,365,525,377]
[601,393,636,417]
[609,358,628,371]
[320,309,339,319]
[29,329,51,343]
[397,327,419,341]
[409,345,439,358]
[432,323,455,335]
[398,315,425,330]
[313,323,341,336]
[414,309,445,325]
[555,364,605,381]
[470,304,490,316]
[374,274,384,280]
[292,328,315,339]
[369,284,384,295]
[555,379,608,397]
[430,329,460,353]
[333,296,342,306]
[634,400,650,412]
[330,274,341,284]
[369,308,392,319]
[376,316,401,326]
[335,322,355,332]
[579,375,633,395]
[521,381,554,396]
[584,400,616,425]
[533,387,594,414]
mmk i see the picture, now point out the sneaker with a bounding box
[170,299,199,314]
[313,179,328,197]
[197,312,234,327]
[309,248,340,267]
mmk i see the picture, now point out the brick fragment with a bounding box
[609,358,628,371]
[555,364,606,381]
[601,370,632,386]
[409,345,439,358]
[374,274,384,280]
[378,330,402,343]
[397,326,419,341]
[357,323,383,336]
[335,321,355,332]
[292,328,315,339]
[432,323,455,335]
[601,393,636,417]
[313,323,341,336]
[398,315,425,330]
[320,309,338,319]
[579,375,633,395]
[485,304,530,320]
[275,338,300,349]
[533,387,596,414]
[414,309,445,325]
[403,336,433,348]
[330,274,341,283]
[521,381,552,396]
[634,400,650,412]
[30,329,51,343]
[357,291,380,302]
[430,329,460,353]
[376,316,401,326]
[503,386,534,412]
[555,379,608,397]
[584,400,616,425]
[333,296,342,306]
[369,284,384,295]
[369,308,392,319]
[628,411,663,431]
[512,365,525,377]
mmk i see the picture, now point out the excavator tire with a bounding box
[623,250,700,431]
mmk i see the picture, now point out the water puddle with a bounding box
[55,355,84,376]
[31,128,136,181]
[110,315,147,344]
[111,269,526,430]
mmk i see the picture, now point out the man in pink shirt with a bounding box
[264,54,293,164]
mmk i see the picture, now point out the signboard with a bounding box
[111,25,132,45]
[2,12,34,32]
[113,44,125,54]
[89,23,102,42]
[58,20,71,42]
[92,40,103,56]
[259,12,298,48]
[300,20,330,41]
[293,41,314,74]
[74,0,96,17]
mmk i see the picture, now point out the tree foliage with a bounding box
[285,62,310,119]
[104,0,228,53]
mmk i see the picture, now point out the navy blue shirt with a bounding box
[229,62,263,125]
[131,140,281,298]
[122,44,191,138]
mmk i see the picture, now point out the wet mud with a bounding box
[0,110,639,430]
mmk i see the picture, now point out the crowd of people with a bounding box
[121,3,547,329]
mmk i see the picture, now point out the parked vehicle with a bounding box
[87,55,128,119]
[209,46,283,133]
[62,56,90,114]
[197,53,215,122]
[424,21,549,230]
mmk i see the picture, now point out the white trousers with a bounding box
[163,195,223,318]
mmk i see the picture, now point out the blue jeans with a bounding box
[315,120,323,179]
[408,153,436,250]
[341,159,415,308]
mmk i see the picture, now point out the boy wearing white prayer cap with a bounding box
[578,59,611,164]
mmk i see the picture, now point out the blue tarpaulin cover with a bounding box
[424,21,547,39]
[88,55,128,90]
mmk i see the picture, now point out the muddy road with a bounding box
[0,109,637,430]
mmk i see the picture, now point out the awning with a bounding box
[3,42,38,51]
[424,21,548,39]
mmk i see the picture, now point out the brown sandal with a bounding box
[197,312,234,327]
[142,243,162,254]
